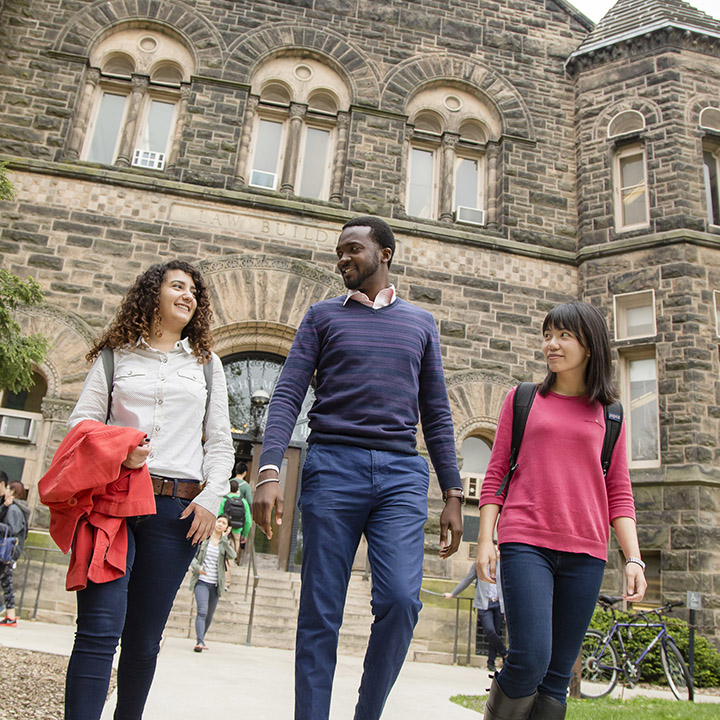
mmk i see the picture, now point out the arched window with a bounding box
[700,108,720,227]
[71,27,194,171]
[405,86,499,226]
[460,434,493,500]
[608,110,645,138]
[243,57,351,202]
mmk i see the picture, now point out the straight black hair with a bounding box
[538,301,617,405]
[342,216,396,268]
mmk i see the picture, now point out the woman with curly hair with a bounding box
[63,259,234,720]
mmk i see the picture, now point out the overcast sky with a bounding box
[569,0,720,23]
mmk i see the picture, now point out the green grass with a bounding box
[449,694,720,718]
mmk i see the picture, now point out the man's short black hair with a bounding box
[229,479,239,493]
[234,460,248,477]
[0,470,8,487]
[342,216,396,268]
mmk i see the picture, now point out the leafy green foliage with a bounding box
[0,161,17,201]
[0,269,49,393]
[589,608,720,688]
[450,694,720,718]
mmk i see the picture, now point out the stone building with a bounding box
[0,0,718,642]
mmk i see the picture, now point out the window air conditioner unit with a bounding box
[465,475,481,500]
[249,170,278,190]
[0,412,37,443]
[455,206,485,226]
[132,149,166,170]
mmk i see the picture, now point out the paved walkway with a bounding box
[2,620,718,718]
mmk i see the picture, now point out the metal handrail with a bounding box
[420,586,475,665]
[13,544,65,619]
[244,525,259,645]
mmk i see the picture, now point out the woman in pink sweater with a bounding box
[477,302,646,720]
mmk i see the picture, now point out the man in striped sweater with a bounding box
[253,216,463,720]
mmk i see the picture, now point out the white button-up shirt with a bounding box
[69,338,234,516]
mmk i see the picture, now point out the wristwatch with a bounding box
[442,488,465,505]
[625,557,646,570]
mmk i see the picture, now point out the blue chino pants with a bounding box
[478,600,506,664]
[295,443,429,720]
[497,542,606,704]
[64,496,196,720]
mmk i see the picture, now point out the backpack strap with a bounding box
[100,347,114,424]
[495,382,537,497]
[601,401,624,477]
[202,356,213,423]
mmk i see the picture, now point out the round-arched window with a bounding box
[223,352,314,443]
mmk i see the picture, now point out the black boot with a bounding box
[483,678,537,720]
[529,693,567,720]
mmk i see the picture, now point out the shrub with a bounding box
[589,608,720,688]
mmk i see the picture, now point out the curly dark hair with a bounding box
[87,260,214,364]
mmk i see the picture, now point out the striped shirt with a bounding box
[200,542,220,585]
[258,296,461,491]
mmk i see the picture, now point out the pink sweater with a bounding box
[479,388,636,561]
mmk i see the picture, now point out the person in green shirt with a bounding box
[219,473,252,583]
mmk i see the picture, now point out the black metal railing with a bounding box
[14,544,65,619]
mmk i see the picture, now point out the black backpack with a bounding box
[495,382,624,498]
[223,495,246,529]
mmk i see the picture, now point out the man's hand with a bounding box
[180,502,215,545]
[442,592,454,599]
[252,472,284,540]
[122,440,151,469]
[475,540,497,583]
[439,497,462,559]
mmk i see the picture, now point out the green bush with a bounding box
[588,608,720,688]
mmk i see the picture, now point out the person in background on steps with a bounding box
[444,543,507,672]
[219,475,252,579]
[230,461,253,565]
[253,216,463,720]
[0,473,30,627]
[476,301,646,720]
[189,513,236,652]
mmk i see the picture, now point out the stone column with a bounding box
[235,95,258,186]
[115,74,149,168]
[66,67,101,160]
[165,84,190,171]
[439,133,459,223]
[329,111,350,203]
[486,141,500,230]
[280,102,307,195]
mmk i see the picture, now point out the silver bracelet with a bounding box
[625,557,646,571]
[255,477,280,488]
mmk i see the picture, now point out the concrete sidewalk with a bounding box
[2,620,718,718]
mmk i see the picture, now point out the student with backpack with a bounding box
[219,478,252,577]
[476,301,646,720]
[0,473,30,627]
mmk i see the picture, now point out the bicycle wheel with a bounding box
[580,629,620,698]
[660,639,691,701]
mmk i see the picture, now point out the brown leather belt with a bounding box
[150,475,202,500]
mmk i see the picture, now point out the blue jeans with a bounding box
[497,543,606,704]
[194,580,219,644]
[478,600,505,664]
[296,443,429,720]
[64,496,196,720]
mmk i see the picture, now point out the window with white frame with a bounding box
[703,148,720,227]
[76,29,193,170]
[715,290,720,337]
[405,88,497,224]
[614,144,649,231]
[620,350,660,467]
[614,290,656,341]
[245,58,351,200]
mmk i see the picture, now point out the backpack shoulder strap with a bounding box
[100,347,114,424]
[495,382,537,497]
[202,355,213,423]
[601,401,624,477]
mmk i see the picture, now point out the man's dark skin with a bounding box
[251,224,463,559]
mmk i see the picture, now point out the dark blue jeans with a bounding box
[65,496,196,720]
[295,443,429,720]
[498,543,606,704]
[478,600,505,664]
[193,580,219,644]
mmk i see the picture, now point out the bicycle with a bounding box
[580,594,692,701]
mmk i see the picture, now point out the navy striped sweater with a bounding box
[258,296,461,491]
